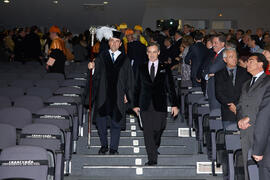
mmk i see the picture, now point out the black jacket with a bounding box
[185,42,209,80]
[85,50,134,129]
[215,66,251,121]
[133,62,178,112]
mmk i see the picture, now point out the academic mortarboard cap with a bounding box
[112,30,121,39]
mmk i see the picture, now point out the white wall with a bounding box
[0,0,269,33]
[142,7,270,32]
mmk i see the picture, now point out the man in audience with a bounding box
[202,34,226,110]
[183,24,191,35]
[263,33,270,46]
[237,53,270,180]
[252,82,270,180]
[185,32,209,87]
[127,33,147,73]
[24,25,42,62]
[236,29,244,45]
[256,28,264,48]
[133,42,179,166]
[248,35,264,53]
[239,34,251,56]
[215,48,251,122]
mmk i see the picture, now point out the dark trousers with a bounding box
[96,110,121,151]
[141,103,167,162]
[259,166,270,180]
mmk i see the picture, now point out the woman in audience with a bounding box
[175,35,193,80]
[262,44,270,75]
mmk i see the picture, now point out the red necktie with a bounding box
[212,53,218,62]
[266,64,270,75]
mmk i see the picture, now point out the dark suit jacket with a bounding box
[133,62,178,112]
[127,41,147,72]
[184,42,209,81]
[215,66,251,121]
[202,49,226,110]
[252,76,270,168]
[85,50,134,129]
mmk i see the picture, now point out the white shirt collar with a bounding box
[109,49,121,60]
[148,60,159,75]
[217,47,225,55]
[254,71,265,79]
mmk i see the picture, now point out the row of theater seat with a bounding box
[179,80,259,180]
[0,61,89,180]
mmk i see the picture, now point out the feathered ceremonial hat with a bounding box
[96,26,121,41]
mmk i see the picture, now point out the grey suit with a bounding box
[237,73,270,180]
[252,75,270,180]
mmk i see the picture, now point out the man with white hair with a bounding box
[215,48,251,122]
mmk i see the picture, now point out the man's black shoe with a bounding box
[109,149,119,155]
[144,161,157,166]
[98,146,108,155]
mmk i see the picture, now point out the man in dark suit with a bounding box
[185,32,209,87]
[133,42,179,166]
[215,48,251,122]
[127,34,147,73]
[237,53,270,180]
[87,28,134,155]
[202,34,226,110]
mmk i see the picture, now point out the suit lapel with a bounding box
[153,63,163,82]
[143,63,152,82]
[247,73,267,93]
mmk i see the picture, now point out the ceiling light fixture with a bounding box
[53,0,58,4]
[103,1,109,5]
[4,0,10,3]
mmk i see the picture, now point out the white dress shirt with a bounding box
[109,49,121,61]
[250,71,265,86]
[148,60,159,77]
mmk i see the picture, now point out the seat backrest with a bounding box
[225,134,241,151]
[0,80,8,88]
[0,96,12,110]
[0,87,24,101]
[20,123,64,152]
[34,79,59,91]
[0,73,17,81]
[209,108,221,117]
[45,96,79,116]
[0,123,16,150]
[54,86,83,96]
[21,73,42,81]
[9,80,34,91]
[26,87,53,101]
[224,122,239,131]
[14,95,44,113]
[248,149,259,180]
[0,145,50,180]
[33,107,72,130]
[43,73,65,82]
[0,107,32,129]
[60,79,86,88]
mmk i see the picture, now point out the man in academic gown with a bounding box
[87,28,134,155]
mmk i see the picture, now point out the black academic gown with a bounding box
[85,50,134,130]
